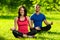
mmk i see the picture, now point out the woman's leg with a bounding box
[12,30,23,38]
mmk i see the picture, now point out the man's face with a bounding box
[36,5,40,12]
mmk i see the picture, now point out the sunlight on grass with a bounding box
[0,13,60,40]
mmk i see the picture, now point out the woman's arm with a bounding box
[26,16,34,28]
[10,17,18,30]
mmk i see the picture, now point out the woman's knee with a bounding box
[12,30,17,34]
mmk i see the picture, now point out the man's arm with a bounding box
[44,20,53,25]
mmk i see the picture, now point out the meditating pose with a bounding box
[30,4,53,33]
[10,6,36,38]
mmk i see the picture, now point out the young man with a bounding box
[30,4,53,33]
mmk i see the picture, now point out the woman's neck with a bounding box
[20,16,24,18]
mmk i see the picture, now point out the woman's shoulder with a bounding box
[26,16,30,18]
[26,16,30,20]
[14,17,18,21]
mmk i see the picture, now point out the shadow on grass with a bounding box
[33,31,60,40]
[16,36,55,40]
[20,31,60,40]
[38,31,60,35]
[0,16,16,19]
[0,36,6,40]
[47,31,60,35]
[34,36,55,40]
[0,16,60,20]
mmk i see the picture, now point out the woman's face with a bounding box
[20,7,24,16]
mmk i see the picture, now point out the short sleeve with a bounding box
[42,14,46,21]
[30,16,34,20]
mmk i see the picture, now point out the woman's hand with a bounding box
[10,27,16,31]
[10,17,17,31]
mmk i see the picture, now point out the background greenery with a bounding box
[0,0,60,40]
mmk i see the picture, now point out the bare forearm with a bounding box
[44,20,53,25]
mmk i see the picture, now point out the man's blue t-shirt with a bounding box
[30,13,46,28]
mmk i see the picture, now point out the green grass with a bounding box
[0,13,60,40]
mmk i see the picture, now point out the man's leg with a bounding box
[35,24,51,33]
[41,24,51,31]
[27,28,37,36]
[26,28,37,38]
[29,24,51,34]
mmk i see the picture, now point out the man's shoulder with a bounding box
[40,13,43,15]
[40,13,45,16]
[31,13,35,17]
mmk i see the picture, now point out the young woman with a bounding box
[10,6,37,38]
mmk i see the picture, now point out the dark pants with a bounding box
[30,24,51,33]
[12,29,37,38]
[12,30,23,38]
[12,24,51,38]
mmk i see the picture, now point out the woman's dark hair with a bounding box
[18,6,27,18]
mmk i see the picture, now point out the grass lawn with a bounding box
[0,13,60,40]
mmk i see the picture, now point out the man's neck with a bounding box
[36,11,40,15]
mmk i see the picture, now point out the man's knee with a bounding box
[48,24,51,28]
[46,24,51,30]
[28,29,37,35]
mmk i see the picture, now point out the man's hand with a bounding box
[35,27,41,30]
[44,20,53,25]
[50,22,53,25]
